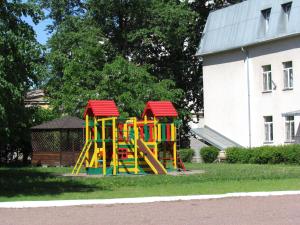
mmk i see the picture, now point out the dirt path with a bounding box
[1,195,300,225]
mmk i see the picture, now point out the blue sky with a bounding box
[23,16,52,45]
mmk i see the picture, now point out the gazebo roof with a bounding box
[31,116,84,130]
[142,101,178,118]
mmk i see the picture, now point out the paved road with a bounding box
[1,195,300,225]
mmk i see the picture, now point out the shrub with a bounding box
[178,149,195,162]
[226,144,300,165]
[200,146,219,163]
[226,147,250,163]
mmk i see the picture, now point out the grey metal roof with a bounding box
[191,126,241,150]
[282,110,300,116]
[31,116,84,130]
[197,0,300,56]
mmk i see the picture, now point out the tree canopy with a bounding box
[0,0,43,162]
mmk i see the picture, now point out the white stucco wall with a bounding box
[250,36,300,146]
[203,50,250,146]
[203,35,300,147]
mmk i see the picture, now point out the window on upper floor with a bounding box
[282,2,292,21]
[285,116,295,142]
[261,8,271,32]
[262,65,272,92]
[283,61,293,90]
[264,116,273,143]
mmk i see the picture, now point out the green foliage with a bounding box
[0,1,43,162]
[178,148,195,162]
[226,145,300,165]
[46,14,182,117]
[29,107,60,126]
[98,56,182,117]
[46,17,115,115]
[200,146,219,163]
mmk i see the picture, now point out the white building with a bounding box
[194,0,300,149]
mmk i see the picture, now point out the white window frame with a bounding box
[285,116,295,142]
[262,65,272,92]
[283,61,293,89]
[264,116,273,143]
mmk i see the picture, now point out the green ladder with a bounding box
[72,141,92,175]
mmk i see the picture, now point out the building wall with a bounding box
[203,50,250,146]
[250,35,300,146]
[203,35,300,147]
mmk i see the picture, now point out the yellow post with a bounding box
[173,122,177,169]
[85,115,90,167]
[85,115,89,141]
[102,119,106,176]
[112,118,117,175]
[153,117,158,159]
[171,123,175,141]
[157,123,161,142]
[134,117,138,174]
[94,117,98,168]
[124,123,128,141]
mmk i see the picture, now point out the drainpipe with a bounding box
[241,47,252,148]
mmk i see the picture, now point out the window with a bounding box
[264,116,273,143]
[261,8,271,32]
[262,65,272,92]
[283,61,293,89]
[282,2,292,21]
[285,116,295,142]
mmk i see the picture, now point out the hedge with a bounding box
[178,149,195,162]
[200,146,219,163]
[226,144,300,164]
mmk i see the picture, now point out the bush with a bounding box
[226,147,250,163]
[200,146,219,163]
[178,149,195,162]
[226,144,300,165]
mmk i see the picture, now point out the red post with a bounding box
[166,124,171,141]
[149,124,154,142]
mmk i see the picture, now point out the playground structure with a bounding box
[72,100,185,176]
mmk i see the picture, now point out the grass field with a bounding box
[1,163,300,202]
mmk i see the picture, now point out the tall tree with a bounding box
[46,16,182,117]
[46,17,115,115]
[34,0,85,29]
[0,0,43,163]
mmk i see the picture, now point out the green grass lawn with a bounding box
[1,163,300,202]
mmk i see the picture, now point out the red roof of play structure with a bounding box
[84,100,120,117]
[142,101,178,118]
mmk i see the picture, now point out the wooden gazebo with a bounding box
[31,116,84,166]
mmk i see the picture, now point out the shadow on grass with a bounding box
[0,168,105,198]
